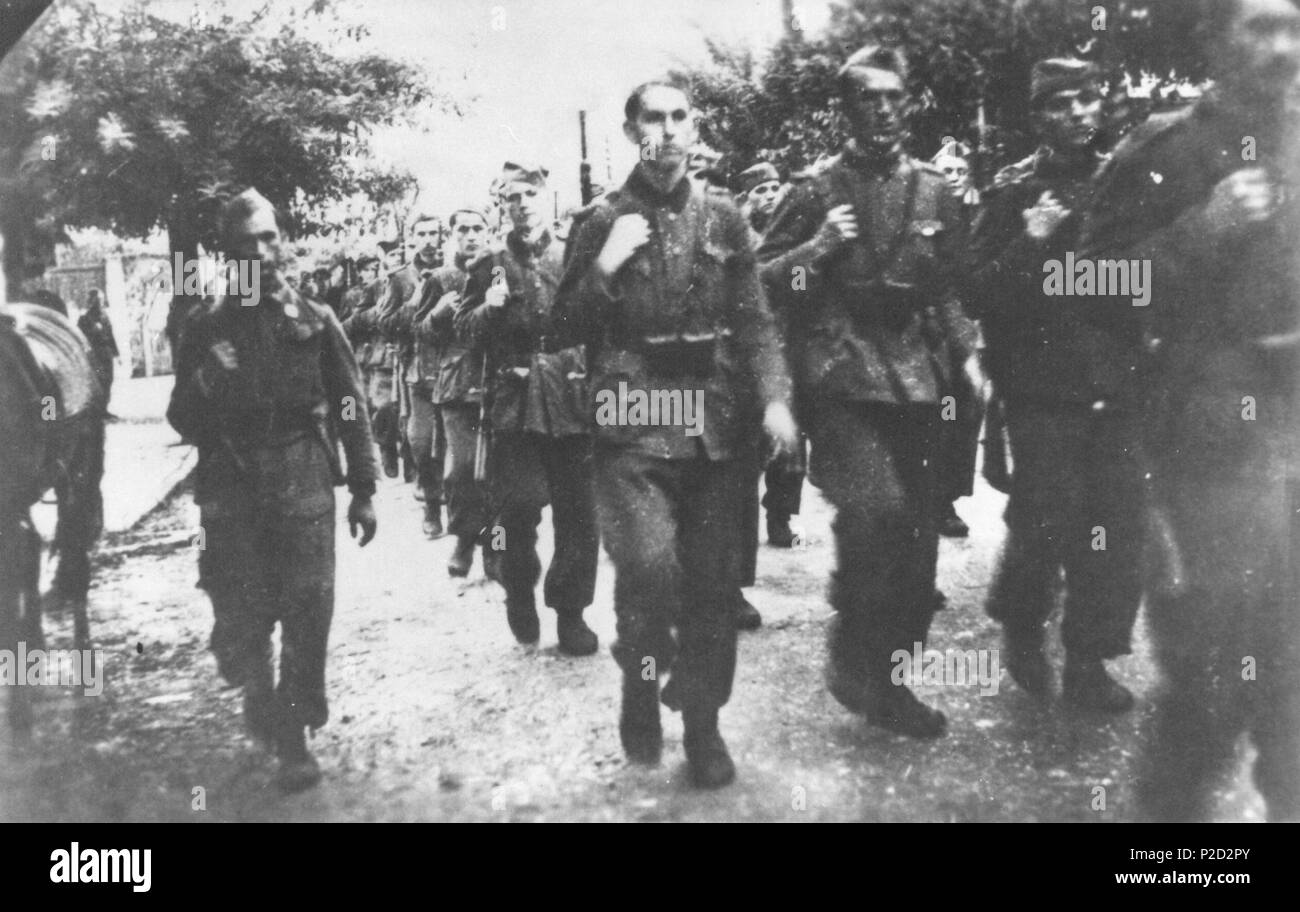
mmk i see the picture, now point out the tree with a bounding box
[0,0,458,317]
[676,0,1216,185]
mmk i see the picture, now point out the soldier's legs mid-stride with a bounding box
[198,438,336,774]
[808,400,946,738]
[595,445,747,786]
[367,367,400,478]
[762,443,804,546]
[986,401,1143,711]
[441,401,492,578]
[1137,464,1300,822]
[407,391,445,537]
[490,431,599,654]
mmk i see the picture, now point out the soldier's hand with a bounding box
[208,340,238,371]
[433,290,462,317]
[484,282,509,309]
[1023,191,1071,240]
[816,204,859,246]
[348,495,377,547]
[595,214,651,277]
[1206,168,1277,231]
[762,401,800,456]
[962,353,987,399]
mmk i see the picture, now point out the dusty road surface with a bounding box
[0,469,1266,823]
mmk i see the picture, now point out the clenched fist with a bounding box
[1023,191,1072,241]
[815,203,859,247]
[1205,168,1278,233]
[348,495,377,547]
[595,213,652,277]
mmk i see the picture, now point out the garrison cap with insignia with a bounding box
[838,44,908,90]
[1030,58,1100,108]
[735,161,780,195]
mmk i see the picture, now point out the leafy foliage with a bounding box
[675,0,1215,184]
[0,0,453,284]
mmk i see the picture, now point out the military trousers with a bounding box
[807,400,942,681]
[441,401,490,541]
[366,366,399,452]
[489,431,598,613]
[594,445,748,713]
[986,399,1143,660]
[196,435,335,730]
[938,377,983,505]
[406,386,446,503]
[1137,453,1300,821]
[762,440,805,520]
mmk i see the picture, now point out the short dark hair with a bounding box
[219,189,291,253]
[409,213,440,231]
[448,208,488,230]
[624,79,693,122]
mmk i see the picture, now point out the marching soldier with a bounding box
[344,239,403,477]
[1081,0,1300,820]
[167,189,378,792]
[457,162,600,654]
[967,58,1144,712]
[411,208,496,578]
[557,80,797,786]
[379,214,448,535]
[758,45,978,738]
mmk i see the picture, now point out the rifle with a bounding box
[474,351,492,483]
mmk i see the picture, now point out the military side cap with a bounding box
[838,44,907,88]
[448,206,491,228]
[736,162,780,194]
[1030,58,1100,107]
[377,239,401,253]
[931,136,972,163]
[500,160,549,193]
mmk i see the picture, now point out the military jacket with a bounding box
[167,281,378,503]
[757,146,974,407]
[460,230,589,437]
[555,166,792,461]
[414,257,487,406]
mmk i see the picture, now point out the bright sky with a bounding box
[136,0,837,219]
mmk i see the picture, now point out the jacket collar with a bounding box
[626,164,693,212]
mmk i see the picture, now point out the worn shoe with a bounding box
[683,709,736,788]
[938,502,969,538]
[275,725,322,793]
[556,610,598,656]
[620,674,662,765]
[421,502,444,539]
[766,514,796,548]
[380,445,399,479]
[1064,658,1134,713]
[505,597,540,645]
[867,686,947,739]
[1004,630,1053,697]
[733,593,762,631]
[448,536,475,577]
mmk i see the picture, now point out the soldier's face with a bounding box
[843,73,905,151]
[625,86,698,171]
[504,184,544,233]
[747,180,783,216]
[363,263,380,283]
[1223,0,1300,97]
[1035,85,1103,152]
[229,207,284,280]
[934,154,971,195]
[384,248,404,271]
[453,215,488,257]
[411,219,440,261]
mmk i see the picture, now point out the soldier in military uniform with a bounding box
[411,208,496,578]
[966,58,1144,712]
[1081,0,1300,820]
[758,45,977,738]
[378,214,447,536]
[343,239,403,477]
[167,189,378,792]
[457,162,600,654]
[557,80,797,786]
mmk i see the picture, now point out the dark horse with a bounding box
[0,302,106,732]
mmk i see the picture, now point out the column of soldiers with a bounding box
[165,0,1300,817]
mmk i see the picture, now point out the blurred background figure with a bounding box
[77,288,120,413]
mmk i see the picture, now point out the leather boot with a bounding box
[766,513,795,548]
[275,721,322,793]
[242,663,276,748]
[824,613,871,712]
[683,706,735,788]
[938,501,969,538]
[620,671,662,765]
[448,536,475,577]
[556,608,598,656]
[865,683,947,739]
[421,501,444,539]
[505,592,540,645]
[1063,656,1134,713]
[1004,626,1053,697]
[380,443,399,479]
[733,591,762,631]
